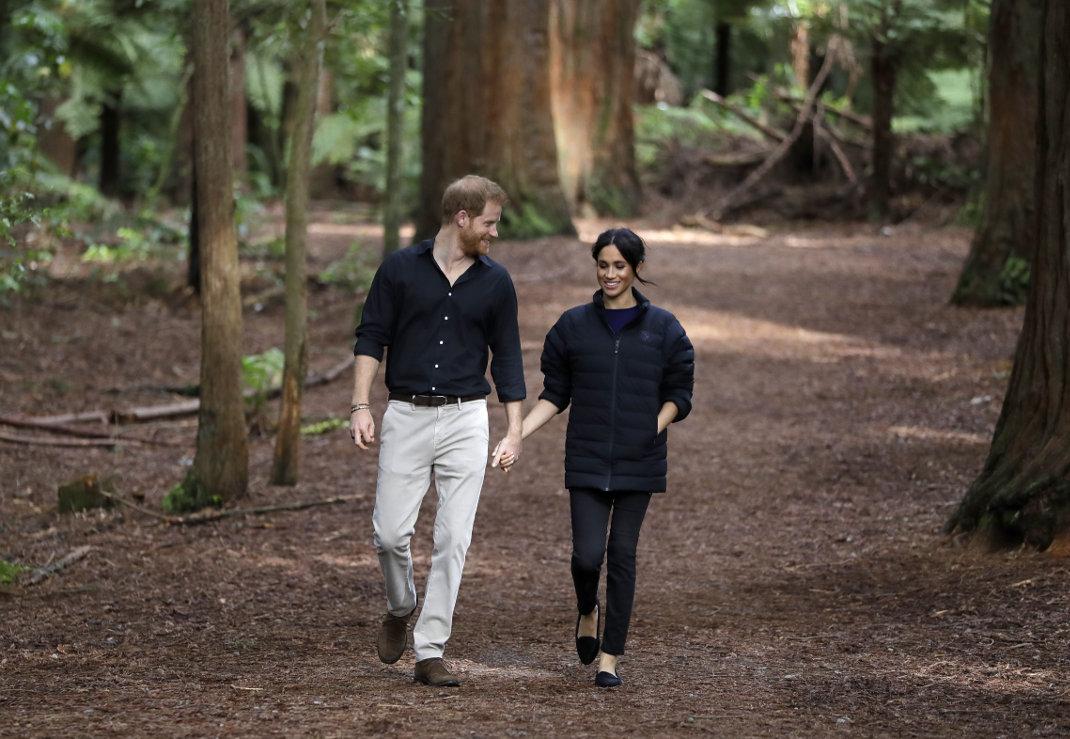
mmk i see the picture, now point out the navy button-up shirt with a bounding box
[353,239,526,403]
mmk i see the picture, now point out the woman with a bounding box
[494,228,694,688]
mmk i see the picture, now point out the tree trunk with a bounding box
[417,0,574,241]
[714,21,731,97]
[230,24,248,188]
[187,0,248,504]
[271,0,327,487]
[382,0,409,255]
[309,69,339,198]
[951,0,1043,307]
[869,37,897,220]
[549,0,640,217]
[947,0,1070,551]
[38,97,77,176]
[99,87,122,197]
[188,153,200,293]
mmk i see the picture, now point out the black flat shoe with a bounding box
[575,604,600,665]
[595,670,622,688]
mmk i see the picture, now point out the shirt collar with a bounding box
[593,287,650,311]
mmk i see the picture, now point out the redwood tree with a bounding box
[868,0,901,221]
[947,0,1070,549]
[549,0,640,216]
[417,0,574,240]
[951,0,1042,307]
[183,0,248,507]
[271,0,328,486]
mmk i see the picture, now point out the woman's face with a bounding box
[596,244,638,300]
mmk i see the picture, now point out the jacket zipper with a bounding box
[605,334,621,491]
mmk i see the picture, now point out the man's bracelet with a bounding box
[350,403,371,414]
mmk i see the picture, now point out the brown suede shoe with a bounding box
[376,607,415,664]
[414,657,461,687]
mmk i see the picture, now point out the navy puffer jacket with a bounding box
[539,289,694,493]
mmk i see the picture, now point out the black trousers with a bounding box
[569,488,651,656]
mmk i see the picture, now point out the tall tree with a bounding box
[382,0,409,255]
[951,0,1042,307]
[230,23,248,187]
[185,0,248,506]
[947,0,1070,550]
[98,86,122,196]
[549,0,640,216]
[271,0,328,486]
[417,0,574,241]
[867,0,902,220]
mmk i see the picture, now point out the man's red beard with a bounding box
[459,228,486,257]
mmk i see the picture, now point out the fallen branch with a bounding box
[99,490,362,526]
[775,89,872,130]
[26,545,93,585]
[707,52,836,222]
[1,356,357,428]
[171,494,362,526]
[31,411,109,426]
[699,89,786,143]
[0,414,177,446]
[813,114,858,185]
[0,430,126,448]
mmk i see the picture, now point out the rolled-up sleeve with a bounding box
[660,321,694,422]
[353,258,396,360]
[488,274,526,402]
[538,317,571,412]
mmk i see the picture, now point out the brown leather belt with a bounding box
[388,392,485,407]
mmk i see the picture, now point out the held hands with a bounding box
[350,408,375,449]
[490,434,521,473]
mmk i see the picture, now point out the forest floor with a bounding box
[3,207,1069,736]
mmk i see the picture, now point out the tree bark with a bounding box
[38,97,77,176]
[947,0,1070,551]
[548,0,640,217]
[951,0,1043,307]
[714,20,731,97]
[868,35,897,220]
[230,23,248,188]
[188,151,200,293]
[271,0,328,487]
[382,0,409,255]
[417,0,574,241]
[188,0,248,504]
[99,87,122,197]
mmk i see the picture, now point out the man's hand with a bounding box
[350,408,376,450]
[490,434,521,473]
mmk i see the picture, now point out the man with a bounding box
[350,174,524,687]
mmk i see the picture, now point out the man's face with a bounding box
[458,201,502,257]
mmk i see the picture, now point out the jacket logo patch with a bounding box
[640,330,659,345]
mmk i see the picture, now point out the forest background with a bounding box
[3,0,1070,734]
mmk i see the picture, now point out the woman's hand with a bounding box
[656,401,679,435]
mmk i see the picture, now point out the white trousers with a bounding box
[371,399,489,661]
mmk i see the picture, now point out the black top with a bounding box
[539,288,694,493]
[353,239,526,403]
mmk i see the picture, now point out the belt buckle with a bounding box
[429,394,448,407]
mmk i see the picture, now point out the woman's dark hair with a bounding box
[591,228,655,285]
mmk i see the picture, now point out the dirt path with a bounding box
[3,217,1069,736]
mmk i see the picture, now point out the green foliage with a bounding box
[0,559,29,584]
[300,416,347,435]
[242,347,285,399]
[162,478,223,514]
[318,243,377,293]
[997,256,1030,306]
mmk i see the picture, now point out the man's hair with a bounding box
[441,175,508,224]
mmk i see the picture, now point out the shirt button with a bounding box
[444,316,449,320]
[434,364,439,368]
[431,386,436,391]
[448,292,452,297]
[439,340,444,345]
